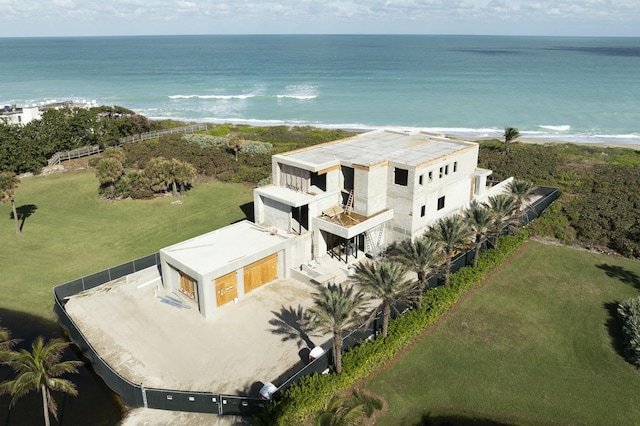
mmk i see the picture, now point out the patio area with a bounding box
[64,266,330,396]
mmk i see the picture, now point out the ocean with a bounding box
[1,35,639,144]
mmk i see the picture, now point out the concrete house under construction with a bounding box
[160,129,512,319]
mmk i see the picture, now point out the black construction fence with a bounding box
[53,185,559,417]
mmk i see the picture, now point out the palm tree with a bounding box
[427,215,472,286]
[144,157,170,193]
[174,160,197,196]
[314,389,382,426]
[95,157,124,197]
[507,179,538,225]
[397,237,441,309]
[484,193,518,246]
[305,283,365,373]
[228,133,245,162]
[0,172,21,234]
[0,322,20,353]
[464,205,495,268]
[0,337,82,426]
[503,127,520,154]
[353,260,412,338]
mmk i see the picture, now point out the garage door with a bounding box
[215,271,238,307]
[243,253,278,294]
[178,270,196,300]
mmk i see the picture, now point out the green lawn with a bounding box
[366,241,640,425]
[0,169,253,319]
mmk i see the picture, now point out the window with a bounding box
[453,161,458,172]
[439,167,444,179]
[437,196,445,210]
[419,175,424,185]
[420,205,426,217]
[394,168,408,186]
[445,165,449,175]
[310,172,326,191]
[428,171,433,182]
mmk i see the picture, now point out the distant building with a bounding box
[0,100,97,126]
[160,129,512,319]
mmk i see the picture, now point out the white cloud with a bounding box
[0,0,637,36]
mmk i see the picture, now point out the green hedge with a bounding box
[257,231,528,425]
[617,296,640,367]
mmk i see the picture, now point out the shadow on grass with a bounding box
[416,413,513,426]
[9,204,38,232]
[596,263,640,289]
[604,301,629,364]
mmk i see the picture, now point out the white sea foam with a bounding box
[539,124,571,132]
[168,94,256,100]
[276,94,318,100]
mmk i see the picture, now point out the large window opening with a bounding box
[310,171,327,192]
[437,196,446,211]
[394,168,409,186]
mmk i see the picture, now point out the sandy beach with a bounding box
[462,135,640,151]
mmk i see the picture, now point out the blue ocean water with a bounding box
[1,35,639,144]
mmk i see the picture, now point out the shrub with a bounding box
[182,134,228,148]
[241,140,273,154]
[617,296,640,367]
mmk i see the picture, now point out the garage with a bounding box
[244,253,278,294]
[159,220,304,319]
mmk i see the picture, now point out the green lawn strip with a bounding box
[0,170,253,319]
[366,241,640,425]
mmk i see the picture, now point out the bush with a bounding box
[257,231,528,425]
[241,140,273,154]
[617,296,640,367]
[182,133,228,148]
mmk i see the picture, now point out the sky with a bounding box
[0,0,639,37]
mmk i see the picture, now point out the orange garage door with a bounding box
[215,271,238,307]
[243,253,278,294]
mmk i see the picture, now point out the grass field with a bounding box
[0,168,253,319]
[365,240,640,425]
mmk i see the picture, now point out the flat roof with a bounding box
[160,220,293,275]
[279,129,476,170]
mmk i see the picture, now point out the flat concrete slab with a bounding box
[65,267,330,395]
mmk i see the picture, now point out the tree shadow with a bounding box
[268,305,315,349]
[416,412,513,425]
[596,263,640,289]
[234,380,265,398]
[603,301,629,364]
[9,204,38,232]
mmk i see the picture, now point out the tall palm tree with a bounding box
[427,215,472,286]
[464,205,495,268]
[353,260,412,338]
[503,127,520,154]
[0,337,82,426]
[484,193,518,246]
[507,179,538,225]
[397,237,441,309]
[0,172,21,235]
[305,283,365,373]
